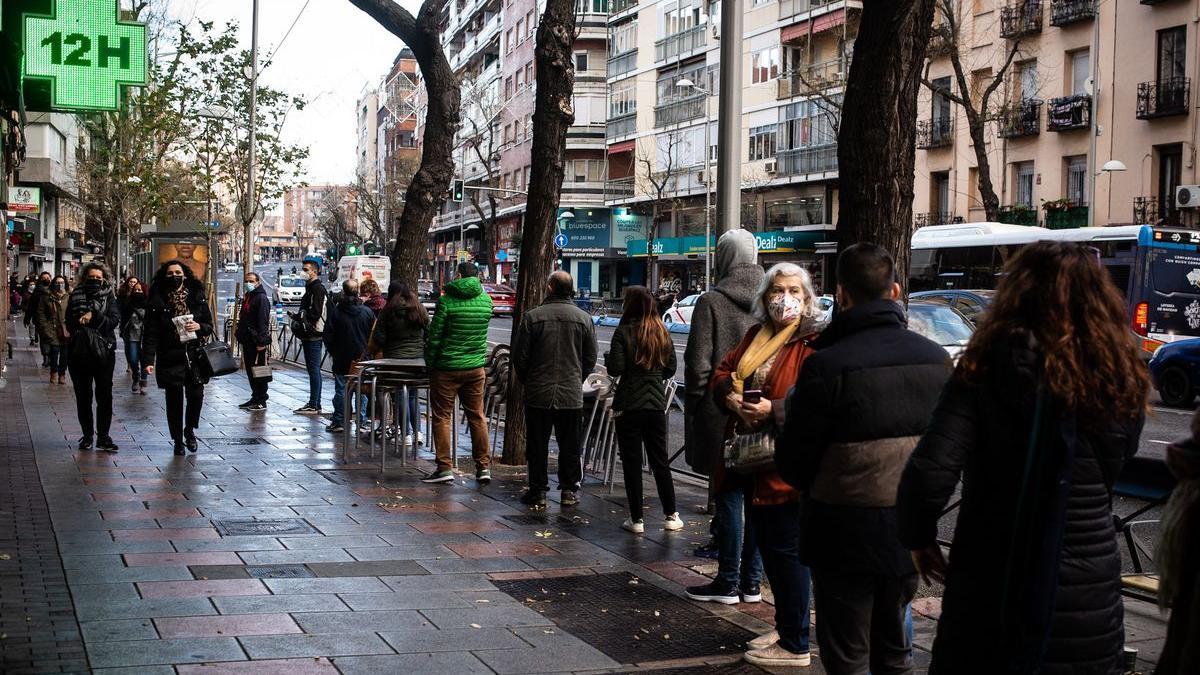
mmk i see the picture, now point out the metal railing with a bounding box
[654,24,706,63]
[1044,204,1089,229]
[777,144,838,176]
[604,176,636,200]
[998,205,1038,226]
[607,49,637,78]
[1049,0,1095,26]
[1047,94,1091,131]
[779,0,841,21]
[998,99,1042,138]
[916,118,953,149]
[606,111,637,138]
[653,94,705,127]
[914,212,956,228]
[609,0,637,14]
[1134,196,1181,225]
[1000,1,1042,38]
[776,57,851,99]
[1137,77,1191,119]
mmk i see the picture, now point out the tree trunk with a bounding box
[501,0,577,465]
[349,0,461,287]
[837,0,936,294]
[964,108,1000,221]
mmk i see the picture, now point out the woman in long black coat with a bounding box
[897,241,1148,675]
[141,260,213,456]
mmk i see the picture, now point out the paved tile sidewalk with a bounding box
[0,323,1170,673]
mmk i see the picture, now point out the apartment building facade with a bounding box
[14,112,89,278]
[282,184,352,258]
[915,0,1199,231]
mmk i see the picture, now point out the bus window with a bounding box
[909,249,939,291]
[1104,264,1131,299]
[938,246,995,288]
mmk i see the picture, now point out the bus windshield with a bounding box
[1145,247,1200,333]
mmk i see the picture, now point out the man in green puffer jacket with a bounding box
[423,262,495,484]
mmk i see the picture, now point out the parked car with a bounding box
[1149,337,1200,407]
[909,289,993,326]
[273,275,306,305]
[662,293,702,326]
[418,280,439,313]
[483,283,516,315]
[907,299,975,361]
[817,295,834,323]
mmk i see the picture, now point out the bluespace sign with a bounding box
[559,208,613,258]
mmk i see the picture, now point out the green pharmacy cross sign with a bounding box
[23,0,147,111]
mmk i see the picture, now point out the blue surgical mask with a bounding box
[243,282,258,293]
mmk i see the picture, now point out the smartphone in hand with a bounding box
[743,389,762,404]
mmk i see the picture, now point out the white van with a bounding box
[334,255,391,288]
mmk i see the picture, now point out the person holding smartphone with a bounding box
[709,263,826,669]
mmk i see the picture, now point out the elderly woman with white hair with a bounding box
[710,262,825,668]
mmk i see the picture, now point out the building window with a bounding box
[570,159,608,182]
[1065,155,1087,205]
[517,19,524,41]
[505,76,513,100]
[766,197,823,228]
[1015,161,1035,207]
[932,76,952,122]
[656,61,707,103]
[661,1,701,38]
[748,125,777,160]
[611,77,636,117]
[505,29,513,54]
[1158,26,1187,82]
[1070,49,1090,96]
[1017,60,1038,100]
[610,21,638,57]
[751,46,781,84]
[526,11,536,39]
[575,51,588,72]
[525,62,534,87]
[515,69,524,90]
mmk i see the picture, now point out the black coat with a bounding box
[141,278,214,388]
[511,296,598,409]
[897,338,1142,675]
[777,299,951,577]
[235,284,272,347]
[604,322,677,411]
[323,296,375,375]
[298,277,328,341]
[65,283,121,357]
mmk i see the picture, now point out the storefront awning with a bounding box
[608,140,635,154]
[781,7,846,43]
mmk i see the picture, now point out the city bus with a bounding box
[910,222,1200,357]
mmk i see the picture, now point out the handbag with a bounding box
[723,430,777,475]
[195,340,240,379]
[248,345,273,381]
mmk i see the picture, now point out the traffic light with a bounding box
[451,179,465,203]
[346,243,360,256]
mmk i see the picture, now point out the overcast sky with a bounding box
[167,0,423,186]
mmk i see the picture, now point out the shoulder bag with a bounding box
[195,339,240,379]
[724,429,777,475]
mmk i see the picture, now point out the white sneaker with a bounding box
[663,513,684,531]
[402,434,413,446]
[744,643,811,667]
[416,432,425,445]
[621,518,645,534]
[748,630,779,650]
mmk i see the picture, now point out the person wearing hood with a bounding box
[708,263,825,668]
[37,275,70,385]
[142,260,214,456]
[323,279,376,433]
[422,262,493,484]
[683,229,766,606]
[65,263,122,452]
[118,276,149,394]
[235,272,273,411]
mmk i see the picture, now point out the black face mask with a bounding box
[166,276,184,290]
[52,283,65,292]
[85,279,102,289]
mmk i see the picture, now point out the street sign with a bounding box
[496,249,508,262]
[9,186,41,213]
[23,0,148,111]
[553,233,568,249]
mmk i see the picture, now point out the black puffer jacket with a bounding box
[897,337,1142,675]
[605,322,677,411]
[141,278,214,388]
[777,299,951,577]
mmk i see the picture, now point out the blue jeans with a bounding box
[124,339,147,383]
[47,343,68,375]
[301,340,323,407]
[399,387,421,435]
[714,486,763,591]
[330,374,368,427]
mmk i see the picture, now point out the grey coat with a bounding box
[512,296,598,409]
[682,263,763,475]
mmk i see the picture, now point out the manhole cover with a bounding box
[206,437,263,445]
[494,571,755,664]
[212,519,317,536]
[245,564,314,579]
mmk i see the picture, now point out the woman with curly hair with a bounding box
[897,241,1149,675]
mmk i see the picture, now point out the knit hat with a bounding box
[715,229,758,280]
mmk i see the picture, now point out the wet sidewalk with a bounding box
[0,324,1170,673]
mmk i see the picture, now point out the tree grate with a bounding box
[493,571,756,664]
[212,518,317,536]
[245,564,314,579]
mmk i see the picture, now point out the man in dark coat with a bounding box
[511,271,598,508]
[293,259,328,414]
[235,272,273,411]
[777,244,951,675]
[25,271,51,362]
[323,279,375,433]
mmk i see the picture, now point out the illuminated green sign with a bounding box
[23,0,147,111]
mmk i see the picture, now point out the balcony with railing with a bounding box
[1134,196,1181,225]
[607,49,638,78]
[778,144,838,176]
[1044,204,1089,229]
[1047,94,1091,131]
[1000,1,1043,38]
[1137,77,1191,119]
[655,24,707,63]
[605,176,636,201]
[606,111,637,138]
[916,118,953,149]
[654,95,706,127]
[998,205,1038,226]
[998,99,1043,138]
[779,0,843,21]
[1049,0,1095,26]
[776,57,852,100]
[609,0,637,15]
[914,212,956,229]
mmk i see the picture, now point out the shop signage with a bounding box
[9,186,41,213]
[611,208,646,250]
[627,237,682,257]
[559,207,619,258]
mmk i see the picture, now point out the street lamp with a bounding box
[677,77,714,288]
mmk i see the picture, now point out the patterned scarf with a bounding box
[168,285,190,317]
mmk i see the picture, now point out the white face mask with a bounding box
[768,293,804,324]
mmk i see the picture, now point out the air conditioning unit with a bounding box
[764,161,777,174]
[1177,185,1200,209]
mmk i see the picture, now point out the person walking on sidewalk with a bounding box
[897,241,1148,675]
[292,259,328,415]
[65,263,121,453]
[142,260,214,456]
[605,285,681,534]
[37,275,70,385]
[25,271,51,364]
[421,262,493,485]
[323,279,376,434]
[370,281,428,446]
[235,272,273,411]
[117,276,149,394]
[683,229,765,599]
[700,263,824,669]
[511,271,598,508]
[777,244,950,675]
